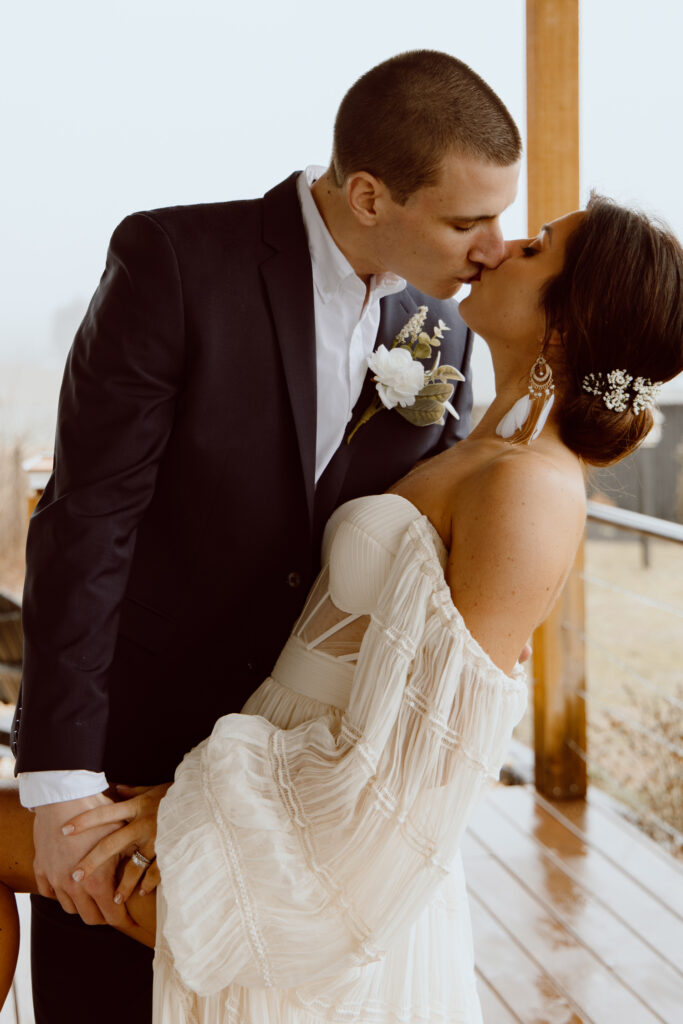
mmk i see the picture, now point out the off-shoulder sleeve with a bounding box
[154,517,527,998]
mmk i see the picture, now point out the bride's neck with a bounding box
[467,357,563,445]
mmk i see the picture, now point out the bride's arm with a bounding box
[0,783,35,895]
[0,782,33,1007]
[446,452,586,674]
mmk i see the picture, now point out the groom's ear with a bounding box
[346,172,384,226]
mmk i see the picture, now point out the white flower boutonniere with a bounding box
[347,306,465,443]
[368,346,425,409]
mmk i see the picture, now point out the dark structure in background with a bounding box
[588,402,683,526]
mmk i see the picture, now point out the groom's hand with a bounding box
[33,793,131,927]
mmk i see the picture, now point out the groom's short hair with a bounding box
[331,50,521,204]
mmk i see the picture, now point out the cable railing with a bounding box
[571,628,683,709]
[530,501,683,855]
[581,571,683,619]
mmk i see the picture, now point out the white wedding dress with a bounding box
[153,493,528,1023]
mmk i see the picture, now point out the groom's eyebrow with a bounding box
[446,213,496,223]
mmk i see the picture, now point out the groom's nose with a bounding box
[468,221,506,268]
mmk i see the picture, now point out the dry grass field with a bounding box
[583,536,682,851]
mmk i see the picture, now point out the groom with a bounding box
[13,50,520,1022]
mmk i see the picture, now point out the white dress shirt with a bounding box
[20,166,406,808]
[297,166,405,480]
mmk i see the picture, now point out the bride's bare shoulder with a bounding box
[452,442,585,523]
[492,441,578,496]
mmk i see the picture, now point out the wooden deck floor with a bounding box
[466,781,683,1024]
[2,770,681,1023]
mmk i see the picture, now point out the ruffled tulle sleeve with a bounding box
[154,516,527,998]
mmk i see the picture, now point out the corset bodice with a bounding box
[270,494,447,709]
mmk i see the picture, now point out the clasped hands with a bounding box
[33,783,170,928]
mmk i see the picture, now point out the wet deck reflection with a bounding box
[466,780,682,1023]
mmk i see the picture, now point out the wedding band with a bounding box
[131,849,153,870]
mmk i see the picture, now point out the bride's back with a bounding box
[389,436,587,673]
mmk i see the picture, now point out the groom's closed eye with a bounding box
[448,214,498,234]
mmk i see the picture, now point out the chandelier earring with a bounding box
[496,353,556,444]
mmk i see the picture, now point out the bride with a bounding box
[2,195,682,1022]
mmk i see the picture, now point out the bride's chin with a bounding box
[456,293,477,329]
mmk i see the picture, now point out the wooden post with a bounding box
[526,0,580,232]
[532,546,587,797]
[527,0,587,798]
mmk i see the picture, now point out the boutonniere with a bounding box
[347,305,465,443]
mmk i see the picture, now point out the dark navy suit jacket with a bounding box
[14,172,474,783]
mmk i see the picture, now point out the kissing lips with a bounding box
[457,271,481,286]
[454,272,482,295]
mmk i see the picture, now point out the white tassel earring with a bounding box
[496,354,555,444]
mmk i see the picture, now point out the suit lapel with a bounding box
[346,290,419,441]
[314,289,419,525]
[260,174,317,525]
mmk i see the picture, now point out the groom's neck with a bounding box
[311,171,373,288]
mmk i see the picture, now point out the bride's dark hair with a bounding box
[542,194,683,466]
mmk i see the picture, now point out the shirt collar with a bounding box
[297,165,406,305]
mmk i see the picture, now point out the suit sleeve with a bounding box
[15,213,185,772]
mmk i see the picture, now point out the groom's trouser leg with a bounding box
[30,895,154,1023]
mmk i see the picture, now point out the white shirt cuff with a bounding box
[19,770,109,809]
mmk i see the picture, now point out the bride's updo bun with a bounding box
[554,392,653,467]
[542,194,683,466]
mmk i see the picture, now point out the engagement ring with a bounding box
[131,849,153,870]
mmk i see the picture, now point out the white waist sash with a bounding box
[270,635,354,711]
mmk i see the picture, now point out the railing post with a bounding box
[526,0,584,797]
[532,541,587,797]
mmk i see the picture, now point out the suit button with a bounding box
[287,571,302,588]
